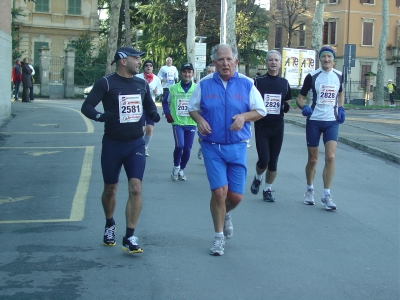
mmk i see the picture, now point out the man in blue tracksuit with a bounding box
[188,44,266,256]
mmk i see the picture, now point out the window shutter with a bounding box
[275,27,282,49]
[323,22,328,45]
[363,22,373,45]
[396,0,400,7]
[330,22,336,45]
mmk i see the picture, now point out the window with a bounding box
[68,0,81,15]
[35,0,49,13]
[362,21,374,46]
[276,0,283,10]
[299,24,306,47]
[329,0,338,3]
[396,0,400,7]
[361,64,371,88]
[360,0,375,4]
[323,21,336,45]
[34,42,49,65]
[275,27,282,49]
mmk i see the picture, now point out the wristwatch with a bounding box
[95,113,102,120]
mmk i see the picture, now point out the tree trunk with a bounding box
[125,0,131,47]
[187,0,196,65]
[374,0,388,105]
[106,0,123,75]
[311,0,326,51]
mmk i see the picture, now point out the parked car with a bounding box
[83,85,93,98]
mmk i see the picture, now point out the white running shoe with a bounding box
[178,169,186,181]
[145,148,150,157]
[321,194,337,211]
[209,235,225,256]
[171,167,179,181]
[304,188,315,205]
[223,212,233,239]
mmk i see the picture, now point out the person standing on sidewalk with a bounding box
[188,44,266,256]
[296,45,345,211]
[158,57,179,95]
[136,59,163,156]
[162,62,197,181]
[250,50,292,202]
[81,47,160,254]
[21,58,32,103]
[11,59,22,101]
[28,63,35,102]
[387,79,396,107]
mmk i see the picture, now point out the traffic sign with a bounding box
[195,43,207,56]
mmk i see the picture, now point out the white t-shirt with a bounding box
[136,73,163,101]
[157,65,179,88]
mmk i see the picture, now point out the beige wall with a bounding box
[0,0,13,125]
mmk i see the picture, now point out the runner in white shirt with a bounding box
[136,59,163,156]
[157,57,179,94]
[296,45,345,211]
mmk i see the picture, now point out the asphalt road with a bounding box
[0,100,399,300]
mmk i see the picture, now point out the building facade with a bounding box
[13,0,100,66]
[269,0,400,93]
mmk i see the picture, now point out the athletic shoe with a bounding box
[103,225,116,246]
[250,176,262,194]
[145,149,150,157]
[209,235,225,256]
[171,167,179,181]
[321,194,337,211]
[247,143,251,148]
[178,169,186,181]
[197,148,203,160]
[122,236,143,254]
[263,189,275,202]
[223,212,233,239]
[303,188,315,205]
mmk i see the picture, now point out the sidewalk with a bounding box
[285,107,400,164]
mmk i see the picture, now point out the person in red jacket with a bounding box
[11,59,22,101]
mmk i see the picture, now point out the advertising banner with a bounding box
[282,48,316,87]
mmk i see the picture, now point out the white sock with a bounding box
[144,134,152,148]
[215,232,224,238]
[307,185,314,191]
[255,174,262,180]
[264,183,272,191]
[324,189,330,196]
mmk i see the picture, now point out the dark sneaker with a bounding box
[250,176,262,194]
[263,190,275,202]
[103,225,116,246]
[122,236,143,254]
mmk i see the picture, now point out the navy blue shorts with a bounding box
[101,135,146,184]
[306,120,339,147]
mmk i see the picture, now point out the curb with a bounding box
[284,118,400,164]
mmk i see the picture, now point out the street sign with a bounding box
[344,44,356,68]
[195,55,206,62]
[195,62,206,69]
[195,43,207,56]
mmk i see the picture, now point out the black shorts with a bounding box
[101,135,146,184]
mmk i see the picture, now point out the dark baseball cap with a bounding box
[180,62,194,71]
[111,47,145,65]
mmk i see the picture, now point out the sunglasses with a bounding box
[144,64,153,67]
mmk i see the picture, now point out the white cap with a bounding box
[388,79,393,82]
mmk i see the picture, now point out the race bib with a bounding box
[167,71,175,83]
[119,94,142,123]
[177,99,189,117]
[264,94,281,114]
[317,84,337,106]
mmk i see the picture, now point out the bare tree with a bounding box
[270,0,310,48]
[311,0,326,51]
[187,0,196,64]
[106,0,123,75]
[124,0,131,47]
[374,0,389,105]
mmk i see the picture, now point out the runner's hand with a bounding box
[165,114,174,123]
[98,111,114,122]
[302,105,312,117]
[337,106,345,124]
[148,111,161,123]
